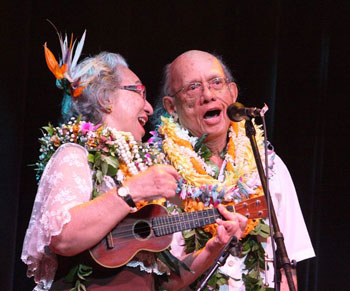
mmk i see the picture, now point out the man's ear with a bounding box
[163,96,176,116]
[228,82,238,103]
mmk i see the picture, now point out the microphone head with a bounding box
[226,102,246,122]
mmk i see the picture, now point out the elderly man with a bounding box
[153,50,315,290]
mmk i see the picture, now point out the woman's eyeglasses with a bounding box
[118,84,146,99]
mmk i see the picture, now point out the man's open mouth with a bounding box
[203,109,221,119]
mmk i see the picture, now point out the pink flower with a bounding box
[81,122,94,134]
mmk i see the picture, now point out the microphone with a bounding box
[226,102,262,122]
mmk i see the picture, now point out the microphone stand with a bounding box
[196,236,240,291]
[244,118,296,291]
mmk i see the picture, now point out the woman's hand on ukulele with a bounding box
[123,164,181,202]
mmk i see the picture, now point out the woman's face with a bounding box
[104,66,153,141]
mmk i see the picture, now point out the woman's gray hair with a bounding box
[61,52,128,123]
[151,53,236,127]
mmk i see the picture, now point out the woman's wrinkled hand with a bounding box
[123,164,180,202]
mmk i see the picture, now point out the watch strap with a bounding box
[117,186,136,208]
[122,193,136,208]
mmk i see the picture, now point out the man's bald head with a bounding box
[161,50,235,97]
[168,50,222,95]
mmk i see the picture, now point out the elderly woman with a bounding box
[22,34,247,291]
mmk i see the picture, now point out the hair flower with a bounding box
[44,23,86,98]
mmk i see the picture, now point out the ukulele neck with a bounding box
[152,206,234,237]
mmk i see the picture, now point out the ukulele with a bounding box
[89,196,268,268]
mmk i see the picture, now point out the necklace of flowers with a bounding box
[157,116,273,204]
[155,116,275,238]
[155,116,274,290]
[35,116,194,289]
[35,116,167,200]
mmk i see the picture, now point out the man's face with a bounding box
[165,51,237,141]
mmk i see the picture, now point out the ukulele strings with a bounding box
[105,201,261,240]
[109,212,222,240]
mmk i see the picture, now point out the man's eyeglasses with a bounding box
[118,84,146,99]
[171,77,229,98]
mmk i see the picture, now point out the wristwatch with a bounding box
[117,186,136,208]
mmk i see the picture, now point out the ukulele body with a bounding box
[89,204,172,268]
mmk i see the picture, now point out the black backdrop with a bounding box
[1,1,349,290]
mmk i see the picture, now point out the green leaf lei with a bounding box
[34,116,166,195]
[33,116,187,290]
[34,116,273,290]
[151,121,273,290]
[180,220,271,290]
[65,264,93,291]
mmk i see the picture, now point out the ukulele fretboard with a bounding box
[152,206,234,237]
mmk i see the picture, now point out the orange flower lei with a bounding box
[158,116,270,238]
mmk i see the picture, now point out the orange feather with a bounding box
[44,43,60,78]
[72,85,86,98]
[44,43,66,79]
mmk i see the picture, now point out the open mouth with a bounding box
[138,117,147,127]
[203,109,221,120]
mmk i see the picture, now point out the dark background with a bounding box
[1,0,349,290]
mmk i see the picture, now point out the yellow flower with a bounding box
[242,219,259,238]
[119,162,131,177]
[136,198,165,210]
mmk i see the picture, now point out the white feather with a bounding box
[71,30,86,70]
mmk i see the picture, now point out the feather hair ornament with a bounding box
[44,22,87,98]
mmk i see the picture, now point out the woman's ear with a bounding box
[97,94,112,113]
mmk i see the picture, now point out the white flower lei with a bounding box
[157,116,275,205]
[36,117,166,187]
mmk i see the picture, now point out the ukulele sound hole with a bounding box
[133,220,152,241]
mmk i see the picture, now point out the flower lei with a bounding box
[153,116,275,290]
[34,116,189,290]
[35,116,167,199]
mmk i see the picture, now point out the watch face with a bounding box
[118,187,128,197]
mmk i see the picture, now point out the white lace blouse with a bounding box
[22,144,93,290]
[22,142,168,290]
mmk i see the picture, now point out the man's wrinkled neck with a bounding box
[203,133,228,157]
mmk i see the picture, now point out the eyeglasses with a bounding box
[171,77,229,98]
[118,84,146,99]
